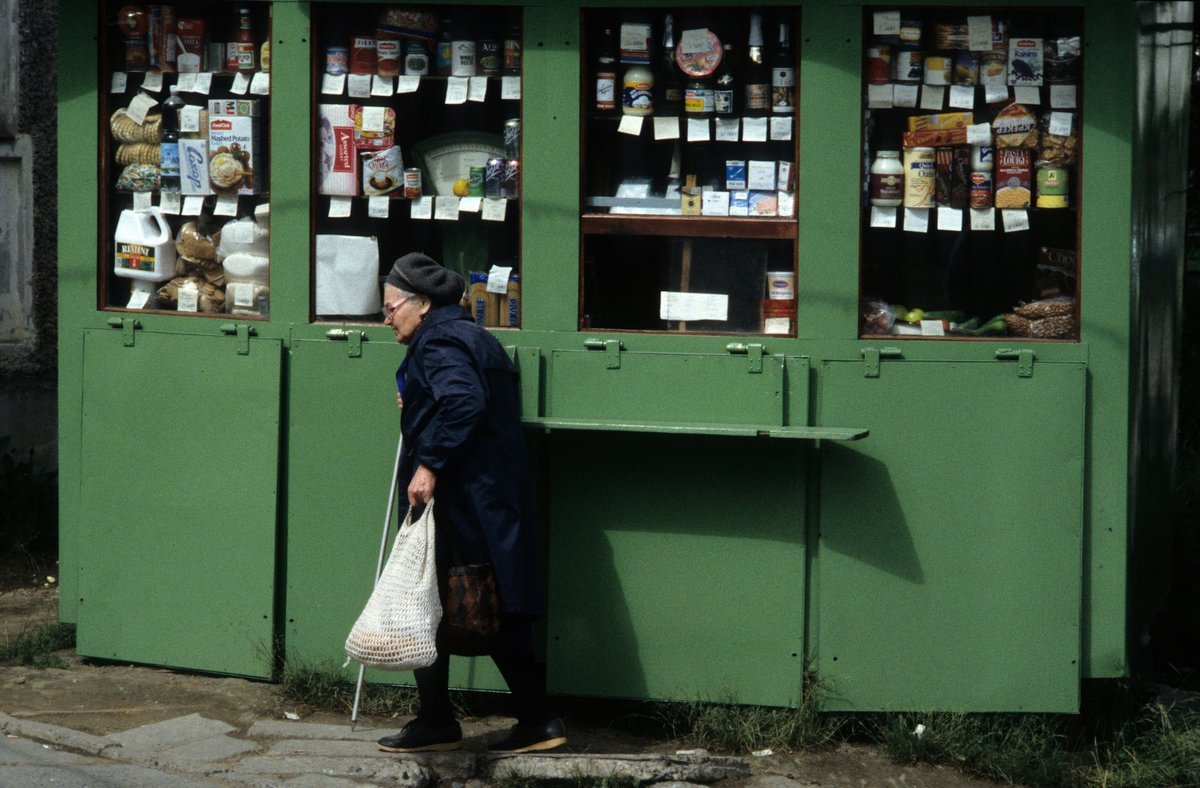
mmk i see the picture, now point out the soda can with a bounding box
[505,273,520,327]
[468,165,486,197]
[503,118,520,159]
[403,167,422,199]
[502,159,520,199]
[485,157,505,198]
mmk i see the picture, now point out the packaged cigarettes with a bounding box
[748,160,776,191]
[725,160,747,191]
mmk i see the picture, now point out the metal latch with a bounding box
[995,348,1035,378]
[861,346,902,378]
[219,323,256,355]
[726,342,765,373]
[106,316,142,347]
[584,338,623,369]
[326,329,364,357]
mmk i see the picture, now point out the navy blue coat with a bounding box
[396,305,544,616]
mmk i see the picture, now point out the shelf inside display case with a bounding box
[581,214,796,239]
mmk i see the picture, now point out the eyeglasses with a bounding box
[382,296,410,320]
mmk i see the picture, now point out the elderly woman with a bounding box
[375,253,565,755]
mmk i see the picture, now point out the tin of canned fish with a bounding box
[468,166,486,197]
[484,157,505,198]
[503,118,520,159]
[404,40,429,75]
[502,159,520,199]
[403,167,422,199]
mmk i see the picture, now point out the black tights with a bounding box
[413,615,556,727]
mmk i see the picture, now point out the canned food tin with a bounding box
[478,39,501,75]
[1035,167,1069,208]
[766,271,795,300]
[403,167,422,199]
[892,48,924,84]
[326,46,349,75]
[923,55,951,86]
[866,44,891,85]
[969,170,993,208]
[502,159,520,199]
[485,157,505,198]
[468,166,486,197]
[403,40,429,75]
[903,147,936,208]
[375,35,401,77]
[350,36,377,75]
[503,118,520,160]
[451,40,476,77]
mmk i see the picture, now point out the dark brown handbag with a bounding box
[443,563,502,656]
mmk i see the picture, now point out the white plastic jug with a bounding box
[114,208,177,282]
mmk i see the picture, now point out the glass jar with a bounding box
[870,150,904,207]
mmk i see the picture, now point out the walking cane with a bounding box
[350,430,405,729]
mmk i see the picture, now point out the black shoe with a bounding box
[377,718,462,753]
[487,718,568,753]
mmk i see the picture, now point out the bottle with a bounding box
[159,86,184,196]
[684,76,714,117]
[435,16,454,76]
[771,21,795,114]
[595,27,618,112]
[622,64,655,116]
[713,43,737,115]
[869,150,903,207]
[235,7,255,71]
[743,12,769,116]
[502,13,521,76]
[656,14,683,114]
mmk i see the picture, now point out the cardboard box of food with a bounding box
[207,100,261,195]
[907,111,974,132]
[318,104,358,196]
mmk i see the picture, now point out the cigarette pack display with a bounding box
[725,160,747,190]
[748,160,776,191]
[729,191,750,216]
[318,104,359,196]
[748,191,778,216]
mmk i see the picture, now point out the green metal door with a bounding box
[815,357,1086,711]
[76,326,281,677]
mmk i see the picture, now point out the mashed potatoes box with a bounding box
[207,100,262,195]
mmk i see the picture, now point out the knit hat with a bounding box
[385,253,465,307]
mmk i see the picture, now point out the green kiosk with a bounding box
[58,0,1191,712]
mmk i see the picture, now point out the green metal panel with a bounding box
[285,337,505,690]
[814,358,1085,711]
[76,327,282,677]
[546,430,808,706]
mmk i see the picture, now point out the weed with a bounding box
[0,622,75,669]
[1079,703,1200,787]
[278,660,418,719]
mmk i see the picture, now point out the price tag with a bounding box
[968,16,993,51]
[126,92,158,125]
[445,77,469,104]
[919,319,946,336]
[866,83,893,109]
[126,289,151,310]
[966,122,992,145]
[214,193,239,216]
[159,190,181,214]
[769,117,792,141]
[903,207,930,233]
[182,195,204,215]
[396,75,420,94]
[177,285,199,313]
[410,196,434,219]
[618,114,643,136]
[487,266,512,294]
[321,73,346,95]
[969,207,996,231]
[742,117,767,142]
[111,72,128,93]
[919,85,945,111]
[250,72,270,95]
[1049,111,1073,136]
[680,28,710,54]
[984,83,1009,104]
[228,71,249,95]
[873,10,901,36]
[501,75,521,100]
[371,75,393,96]
[714,117,739,141]
[687,117,710,142]
[180,105,202,133]
[937,206,963,232]
[458,196,482,213]
[368,196,390,218]
[949,84,975,109]
[360,105,386,132]
[434,196,461,220]
[1014,86,1040,106]
[328,196,353,218]
[870,205,898,228]
[133,190,153,211]
[892,83,919,108]
[1050,84,1077,109]
[654,116,680,140]
[468,76,488,102]
[195,72,213,94]
[254,202,270,221]
[176,72,198,92]
[347,73,372,97]
[141,71,163,92]
[1001,209,1030,232]
[481,197,507,221]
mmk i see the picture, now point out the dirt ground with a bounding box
[0,581,1001,787]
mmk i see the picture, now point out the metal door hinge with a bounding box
[995,348,1035,378]
[726,342,765,373]
[584,338,623,369]
[326,329,364,357]
[106,317,142,347]
[862,346,902,378]
[219,323,257,355]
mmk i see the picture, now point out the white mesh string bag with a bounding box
[345,503,441,670]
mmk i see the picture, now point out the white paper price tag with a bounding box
[195,72,213,94]
[870,205,898,228]
[1049,111,1073,136]
[111,72,128,93]
[769,117,793,141]
[968,16,993,51]
[254,202,270,221]
[141,71,163,92]
[126,289,151,310]
[347,74,372,97]
[487,266,512,294]
[866,83,893,109]
[214,193,239,216]
[182,195,204,215]
[919,85,945,111]
[742,117,767,142]
[328,196,353,218]
[1050,84,1077,109]
[159,190,182,215]
[903,207,930,233]
[180,105,202,133]
[714,117,739,141]
[984,83,1009,104]
[468,76,488,102]
[126,92,158,125]
[454,196,479,213]
[949,85,975,110]
[445,77,469,104]
[322,73,346,95]
[687,117,710,142]
[889,83,917,108]
[920,319,946,336]
[177,285,199,313]
[680,28,709,54]
[654,116,681,140]
[250,72,270,95]
[176,72,198,92]
[969,207,996,231]
[873,10,901,36]
[396,75,420,94]
[360,105,386,133]
[371,75,393,96]
[368,196,390,218]
[618,114,644,136]
[133,190,153,211]
[410,196,434,219]
[501,75,521,100]
[1002,209,1030,232]
[937,206,963,232]
[481,197,507,221]
[660,291,728,322]
[966,122,993,145]
[434,196,461,220]
[1014,86,1040,106]
[227,71,249,95]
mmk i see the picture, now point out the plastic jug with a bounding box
[114,208,177,283]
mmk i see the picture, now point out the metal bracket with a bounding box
[861,346,903,378]
[584,338,623,369]
[219,323,256,355]
[995,348,1035,378]
[107,317,142,347]
[325,329,365,357]
[725,342,765,373]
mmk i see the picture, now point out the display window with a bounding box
[101,2,273,317]
[311,5,522,326]
[860,7,1082,340]
[580,7,800,335]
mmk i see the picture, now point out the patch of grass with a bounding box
[1079,703,1200,787]
[0,622,75,669]
[278,660,418,719]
